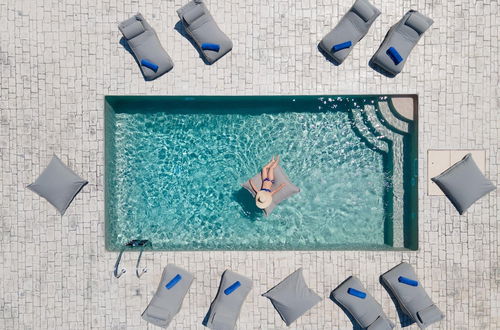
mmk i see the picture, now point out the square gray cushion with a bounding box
[27,155,88,215]
[203,270,253,329]
[431,153,496,215]
[241,164,300,216]
[142,264,194,328]
[118,13,174,80]
[177,0,232,64]
[380,262,444,329]
[262,268,321,326]
[369,10,433,77]
[319,0,380,64]
[331,276,394,329]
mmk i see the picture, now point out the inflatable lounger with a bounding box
[369,10,433,77]
[331,276,394,330]
[241,164,300,216]
[142,264,194,328]
[119,13,174,80]
[177,0,232,64]
[203,270,252,329]
[380,262,444,329]
[319,0,380,65]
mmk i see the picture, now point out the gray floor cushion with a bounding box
[319,0,380,65]
[203,270,252,329]
[369,10,433,77]
[241,164,300,216]
[142,264,194,328]
[177,0,232,64]
[119,13,174,81]
[262,268,321,326]
[380,262,444,329]
[27,155,88,215]
[331,276,394,330]
[431,153,496,214]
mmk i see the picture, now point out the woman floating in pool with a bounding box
[249,156,286,209]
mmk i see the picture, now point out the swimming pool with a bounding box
[105,95,418,251]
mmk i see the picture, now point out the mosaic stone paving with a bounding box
[0,0,498,329]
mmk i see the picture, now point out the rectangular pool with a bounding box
[105,95,418,251]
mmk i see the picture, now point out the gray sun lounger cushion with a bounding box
[142,264,194,328]
[118,13,174,80]
[319,0,380,65]
[203,270,253,330]
[331,276,394,330]
[431,153,496,215]
[380,262,444,329]
[177,0,232,64]
[241,164,300,216]
[262,268,321,326]
[369,10,433,77]
[27,155,88,215]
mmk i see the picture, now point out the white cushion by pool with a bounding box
[241,164,300,216]
[262,268,321,326]
[27,155,88,215]
[431,153,496,215]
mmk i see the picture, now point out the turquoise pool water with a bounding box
[105,96,418,250]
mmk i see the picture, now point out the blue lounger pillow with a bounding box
[165,274,182,289]
[224,281,241,295]
[399,276,418,287]
[140,59,159,72]
[347,287,367,299]
[201,43,220,52]
[386,47,403,65]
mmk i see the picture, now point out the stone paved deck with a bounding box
[0,0,498,329]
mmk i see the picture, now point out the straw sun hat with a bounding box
[255,190,273,209]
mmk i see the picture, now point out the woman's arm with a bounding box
[249,180,258,194]
[271,183,286,195]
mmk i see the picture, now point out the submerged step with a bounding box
[377,100,410,134]
[351,108,389,154]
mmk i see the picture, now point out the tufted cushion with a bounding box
[431,153,496,214]
[27,155,88,215]
[262,268,321,326]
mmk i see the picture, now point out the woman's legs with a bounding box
[261,156,276,181]
[267,155,279,181]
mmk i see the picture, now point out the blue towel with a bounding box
[332,41,352,52]
[224,281,241,295]
[347,288,366,299]
[201,43,220,52]
[166,274,182,289]
[398,276,418,287]
[141,59,159,72]
[386,47,403,65]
